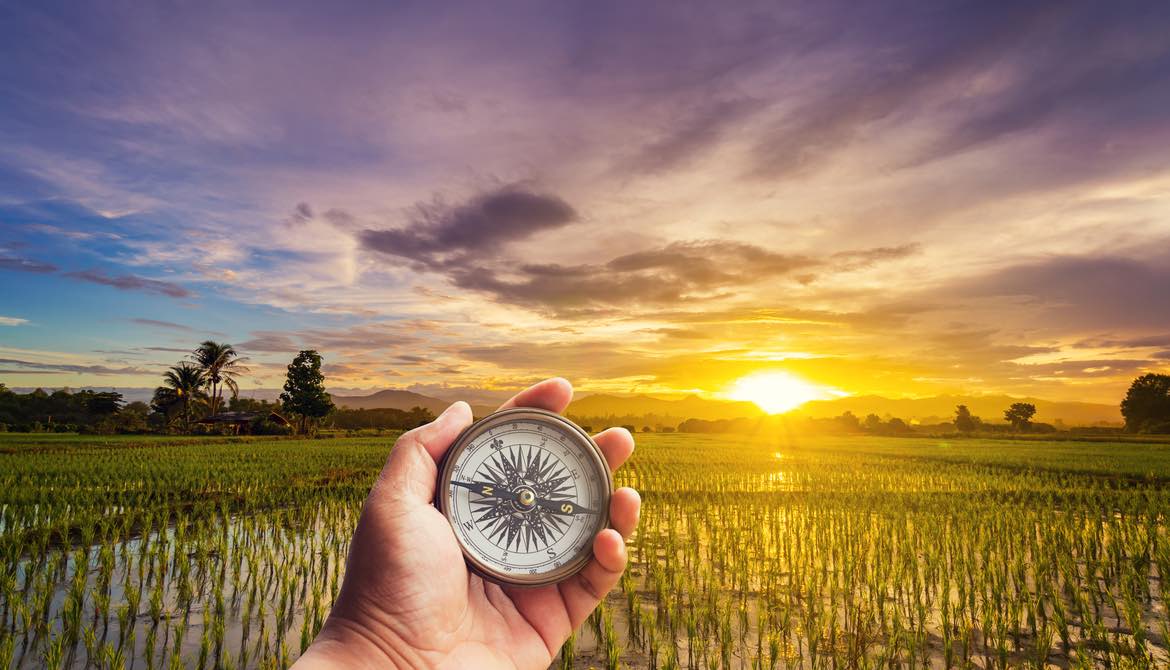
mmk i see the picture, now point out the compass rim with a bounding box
[436,407,614,588]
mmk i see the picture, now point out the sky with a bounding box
[1,1,1169,405]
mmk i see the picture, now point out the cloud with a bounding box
[235,324,423,357]
[0,316,29,326]
[623,97,765,174]
[832,244,921,270]
[447,258,780,313]
[237,333,300,353]
[131,318,197,331]
[0,255,57,273]
[444,240,921,313]
[951,253,1170,331]
[286,202,314,226]
[1074,334,1170,350]
[67,270,191,298]
[0,358,155,376]
[360,186,578,269]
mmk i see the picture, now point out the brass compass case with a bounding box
[436,408,613,587]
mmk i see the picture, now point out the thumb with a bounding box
[376,401,473,504]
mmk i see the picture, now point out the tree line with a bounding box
[2,365,1168,436]
[0,341,440,435]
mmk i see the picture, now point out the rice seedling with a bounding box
[3,431,1170,667]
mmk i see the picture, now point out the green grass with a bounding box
[2,431,1170,668]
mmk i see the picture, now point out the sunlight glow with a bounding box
[729,371,842,414]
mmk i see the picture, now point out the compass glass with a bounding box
[439,409,611,586]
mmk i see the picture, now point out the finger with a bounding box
[609,487,640,539]
[497,377,573,413]
[592,427,634,471]
[557,529,627,629]
[375,401,472,503]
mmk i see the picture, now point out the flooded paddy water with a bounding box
[2,432,1170,668]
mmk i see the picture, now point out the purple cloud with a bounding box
[67,270,191,298]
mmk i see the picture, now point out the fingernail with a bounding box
[437,401,465,421]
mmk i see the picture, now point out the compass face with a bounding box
[437,408,612,587]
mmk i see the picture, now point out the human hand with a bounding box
[294,377,641,670]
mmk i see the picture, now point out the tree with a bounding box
[191,341,249,417]
[886,417,911,434]
[154,363,207,432]
[84,391,124,416]
[280,350,334,434]
[836,411,861,432]
[1120,373,1170,433]
[863,413,882,432]
[954,405,977,433]
[1004,402,1037,431]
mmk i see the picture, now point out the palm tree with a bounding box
[153,363,207,431]
[191,341,249,417]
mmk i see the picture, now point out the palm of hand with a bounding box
[299,378,639,670]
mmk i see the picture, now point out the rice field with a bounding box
[2,430,1170,668]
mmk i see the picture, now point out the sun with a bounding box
[729,371,840,414]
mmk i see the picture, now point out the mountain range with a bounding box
[329,389,1122,426]
[330,389,497,417]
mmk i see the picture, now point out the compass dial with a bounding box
[437,408,612,587]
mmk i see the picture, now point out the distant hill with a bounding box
[567,394,764,423]
[793,394,1121,426]
[330,389,1121,426]
[330,389,495,416]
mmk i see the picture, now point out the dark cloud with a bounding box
[1154,350,1170,360]
[68,270,191,298]
[739,5,1170,181]
[286,202,314,226]
[954,253,1170,331]
[1074,334,1170,350]
[910,9,1170,167]
[0,255,57,273]
[142,346,195,353]
[447,239,921,314]
[360,187,577,269]
[448,240,813,312]
[745,5,1048,177]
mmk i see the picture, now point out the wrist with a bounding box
[294,611,427,670]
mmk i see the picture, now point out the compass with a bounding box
[437,407,613,587]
